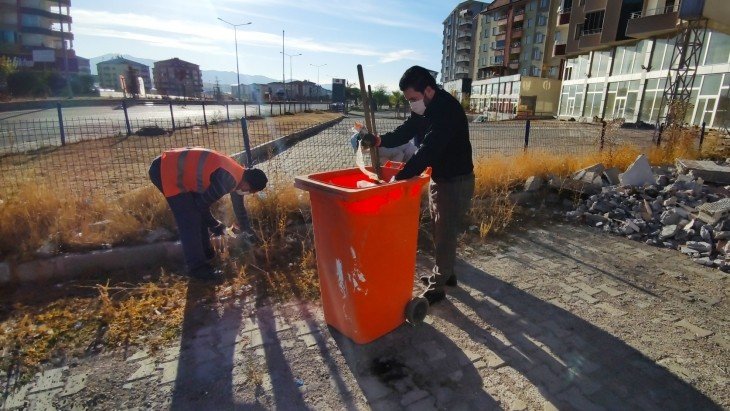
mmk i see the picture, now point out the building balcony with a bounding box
[496,33,507,41]
[510,46,522,54]
[457,30,472,40]
[458,19,472,29]
[513,13,524,23]
[496,15,508,25]
[626,4,679,38]
[578,31,601,49]
[553,43,566,56]
[20,25,74,40]
[20,6,72,23]
[455,67,470,75]
[511,29,523,38]
[493,49,505,56]
[558,8,571,25]
[488,60,504,68]
[509,62,519,70]
[456,42,471,51]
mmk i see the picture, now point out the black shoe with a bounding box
[189,266,224,283]
[419,274,457,287]
[423,289,446,305]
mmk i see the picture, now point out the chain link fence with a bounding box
[0,109,657,198]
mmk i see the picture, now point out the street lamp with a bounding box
[217,17,251,101]
[310,63,326,102]
[280,51,301,100]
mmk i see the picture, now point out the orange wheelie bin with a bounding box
[294,162,430,344]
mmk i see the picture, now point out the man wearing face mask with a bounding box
[361,65,474,305]
[148,147,268,281]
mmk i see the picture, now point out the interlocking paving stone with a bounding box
[597,284,625,297]
[595,302,627,317]
[60,373,88,397]
[675,319,714,338]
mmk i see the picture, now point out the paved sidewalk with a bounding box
[2,221,728,410]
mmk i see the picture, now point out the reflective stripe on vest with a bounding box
[160,148,244,197]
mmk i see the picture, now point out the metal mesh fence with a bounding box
[0,110,657,198]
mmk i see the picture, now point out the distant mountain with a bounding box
[201,70,277,86]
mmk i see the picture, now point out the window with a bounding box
[527,18,533,28]
[493,27,499,35]
[538,15,547,26]
[704,31,730,65]
[582,10,604,35]
[591,50,611,77]
[640,78,667,123]
[522,68,528,76]
[585,83,604,119]
[559,84,585,117]
[533,49,543,60]
[540,0,549,8]
[535,33,545,43]
[531,66,542,76]
[555,31,562,44]
[575,24,583,40]
[612,41,648,75]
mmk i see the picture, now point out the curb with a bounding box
[232,116,345,165]
[1,241,182,285]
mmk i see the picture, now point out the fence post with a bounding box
[202,101,207,127]
[240,117,254,167]
[244,101,247,118]
[56,102,66,146]
[169,101,176,131]
[656,124,664,147]
[523,119,530,151]
[257,103,261,116]
[699,121,706,149]
[226,103,230,122]
[599,119,607,151]
[122,100,132,136]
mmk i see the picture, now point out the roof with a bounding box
[97,57,149,68]
[442,0,490,24]
[154,57,199,68]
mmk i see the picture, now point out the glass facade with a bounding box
[557,31,730,128]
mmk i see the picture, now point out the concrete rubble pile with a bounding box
[546,155,730,271]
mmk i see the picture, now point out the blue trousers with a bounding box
[149,157,214,272]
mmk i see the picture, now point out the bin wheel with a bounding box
[405,297,429,325]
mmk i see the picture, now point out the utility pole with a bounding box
[281,51,301,100]
[218,18,251,101]
[282,30,286,101]
[310,63,326,102]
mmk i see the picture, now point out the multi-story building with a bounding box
[441,1,489,102]
[470,0,564,117]
[235,80,330,102]
[0,0,84,73]
[555,0,730,129]
[97,57,152,93]
[153,58,202,98]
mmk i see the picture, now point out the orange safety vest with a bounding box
[160,148,244,197]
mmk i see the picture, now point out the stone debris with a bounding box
[561,158,730,271]
[619,154,655,187]
[676,159,730,185]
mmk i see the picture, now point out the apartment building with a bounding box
[0,0,84,72]
[470,0,564,117]
[556,0,730,129]
[153,58,203,98]
[441,1,489,102]
[97,57,152,93]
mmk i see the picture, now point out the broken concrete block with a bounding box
[696,198,730,225]
[524,176,544,192]
[656,174,670,186]
[603,168,621,186]
[585,213,609,226]
[549,176,602,195]
[714,231,730,240]
[700,225,714,241]
[693,257,715,267]
[660,210,681,226]
[619,155,655,187]
[573,163,605,180]
[686,241,713,253]
[660,225,678,240]
[663,196,678,207]
[676,159,730,185]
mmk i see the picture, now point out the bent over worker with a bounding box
[148,147,268,281]
[361,65,474,305]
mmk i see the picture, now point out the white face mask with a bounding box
[409,99,426,115]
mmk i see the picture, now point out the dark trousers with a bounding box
[428,172,475,289]
[149,157,214,272]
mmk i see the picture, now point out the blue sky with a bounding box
[72,0,456,90]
